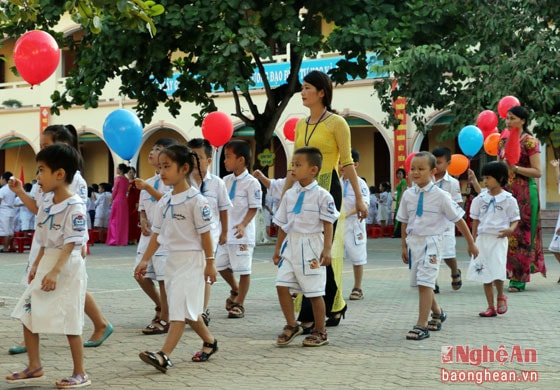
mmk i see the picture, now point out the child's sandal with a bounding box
[225,290,238,311]
[497,296,508,314]
[276,324,303,346]
[192,339,218,362]
[139,350,174,373]
[228,303,245,319]
[427,308,447,331]
[406,325,430,340]
[55,373,91,388]
[302,330,329,347]
[142,319,169,335]
[349,288,364,300]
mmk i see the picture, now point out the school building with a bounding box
[1,16,559,212]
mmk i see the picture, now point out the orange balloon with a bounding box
[483,133,500,156]
[448,154,469,176]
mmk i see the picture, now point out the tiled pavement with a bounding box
[1,234,559,389]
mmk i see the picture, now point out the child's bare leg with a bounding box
[159,321,186,357]
[187,318,214,346]
[67,335,86,376]
[158,281,169,323]
[277,286,297,326]
[23,326,42,370]
[444,258,462,289]
[236,274,250,306]
[483,283,495,308]
[219,268,239,300]
[352,265,363,290]
[309,296,326,331]
[494,280,504,299]
[416,285,433,327]
[203,283,211,312]
[137,278,161,309]
[84,291,109,341]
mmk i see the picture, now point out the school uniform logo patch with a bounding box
[254,189,262,200]
[327,201,336,214]
[201,204,212,221]
[72,214,86,232]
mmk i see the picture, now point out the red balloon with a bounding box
[476,110,498,134]
[497,96,520,119]
[201,111,233,148]
[504,127,521,165]
[481,126,499,140]
[404,152,418,173]
[448,154,469,176]
[13,30,60,86]
[283,118,299,142]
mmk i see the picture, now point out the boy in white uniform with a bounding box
[341,149,370,300]
[0,172,16,252]
[273,146,339,347]
[397,152,478,341]
[216,140,262,319]
[432,146,464,292]
[8,144,91,388]
[133,138,177,334]
[187,138,232,325]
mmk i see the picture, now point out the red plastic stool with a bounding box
[12,236,32,253]
[384,225,394,237]
[367,226,382,238]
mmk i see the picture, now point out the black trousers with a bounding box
[297,171,342,322]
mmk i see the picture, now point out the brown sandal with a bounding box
[349,288,364,300]
[302,329,329,347]
[142,319,169,335]
[228,303,245,319]
[225,290,238,311]
[276,325,303,346]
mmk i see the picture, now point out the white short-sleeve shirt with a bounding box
[396,184,465,236]
[0,184,16,217]
[223,170,262,245]
[35,194,87,249]
[273,181,340,234]
[138,174,171,223]
[190,172,232,243]
[152,187,214,251]
[341,177,370,218]
[470,190,520,235]
[268,178,287,200]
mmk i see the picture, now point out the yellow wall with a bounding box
[80,141,111,186]
[546,144,559,203]
[0,39,19,83]
[136,129,186,179]
[3,144,36,184]
[351,126,375,185]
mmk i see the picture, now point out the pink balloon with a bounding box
[201,111,233,148]
[404,152,418,173]
[476,110,498,133]
[497,96,520,119]
[13,30,60,86]
[283,118,299,142]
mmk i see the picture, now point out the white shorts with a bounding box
[467,234,507,283]
[343,218,367,266]
[134,233,167,281]
[165,251,205,322]
[549,215,560,253]
[215,243,254,275]
[442,232,456,259]
[406,235,443,289]
[275,232,326,298]
[0,215,15,236]
[94,215,108,228]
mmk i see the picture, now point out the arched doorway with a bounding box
[0,136,36,184]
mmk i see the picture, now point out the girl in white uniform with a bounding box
[135,144,218,373]
[548,159,560,282]
[467,161,520,317]
[7,144,91,388]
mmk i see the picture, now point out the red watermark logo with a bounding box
[441,345,537,366]
[440,345,539,385]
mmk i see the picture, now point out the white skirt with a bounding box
[466,234,507,283]
[166,251,205,322]
[548,212,560,253]
[12,248,87,335]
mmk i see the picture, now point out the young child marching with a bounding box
[187,138,232,325]
[7,144,91,388]
[397,152,478,341]
[273,147,339,347]
[135,144,218,373]
[466,161,520,317]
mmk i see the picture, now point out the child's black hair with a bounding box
[160,144,201,181]
[1,171,13,182]
[369,186,378,194]
[187,138,213,158]
[24,183,33,192]
[36,144,81,184]
[42,124,83,171]
[351,148,360,163]
[380,181,391,192]
[88,186,94,198]
[92,183,99,193]
[224,139,251,168]
[99,182,110,192]
[293,146,323,174]
[413,151,437,169]
[481,161,509,187]
[154,138,178,148]
[431,146,452,162]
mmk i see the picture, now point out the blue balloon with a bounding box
[103,109,143,161]
[458,125,483,157]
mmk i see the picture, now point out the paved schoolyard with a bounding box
[1,235,559,389]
